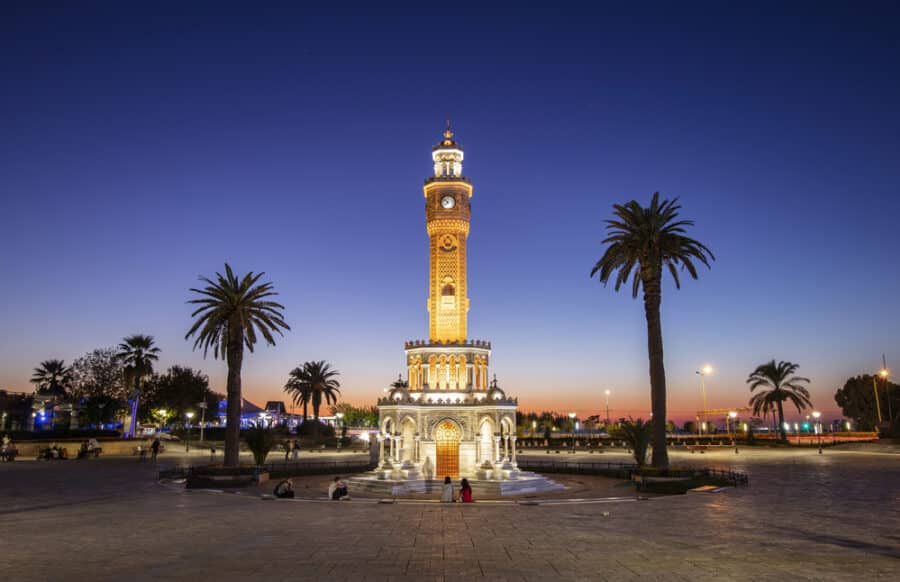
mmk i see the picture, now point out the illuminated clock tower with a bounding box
[374,124,519,484]
[426,125,471,342]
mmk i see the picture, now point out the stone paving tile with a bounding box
[1,449,898,580]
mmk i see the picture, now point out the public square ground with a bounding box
[0,447,897,581]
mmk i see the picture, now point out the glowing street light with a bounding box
[185,411,195,451]
[812,410,822,454]
[568,412,577,453]
[155,409,168,433]
[696,365,713,433]
[729,411,738,454]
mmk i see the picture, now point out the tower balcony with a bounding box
[405,338,491,350]
[424,175,471,186]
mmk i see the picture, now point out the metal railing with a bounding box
[159,459,375,481]
[517,459,749,486]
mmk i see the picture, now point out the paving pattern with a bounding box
[0,448,897,581]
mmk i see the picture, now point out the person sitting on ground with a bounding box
[274,479,295,499]
[440,476,455,503]
[459,478,473,503]
[328,476,349,500]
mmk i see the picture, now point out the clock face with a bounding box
[441,195,456,209]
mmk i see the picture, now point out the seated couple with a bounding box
[327,477,350,500]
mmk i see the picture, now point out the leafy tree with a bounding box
[186,263,290,467]
[591,193,714,468]
[140,366,221,423]
[610,418,653,466]
[330,403,379,427]
[31,359,73,398]
[71,348,127,400]
[683,420,697,434]
[0,390,34,430]
[835,375,900,431]
[79,395,124,427]
[747,360,812,441]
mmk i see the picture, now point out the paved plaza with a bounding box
[0,448,897,581]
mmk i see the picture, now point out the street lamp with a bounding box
[156,409,168,433]
[812,410,822,454]
[531,420,536,438]
[729,411,738,454]
[197,401,208,443]
[335,411,345,451]
[695,365,713,434]
[604,389,611,427]
[185,411,195,452]
[568,412,577,454]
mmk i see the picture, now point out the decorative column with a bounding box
[394,433,402,462]
[493,434,501,463]
[414,434,420,463]
[503,432,510,461]
[510,436,518,467]
[378,433,385,467]
[475,438,481,463]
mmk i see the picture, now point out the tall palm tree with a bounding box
[116,335,160,437]
[31,359,72,398]
[591,193,714,468]
[747,360,812,441]
[285,361,341,421]
[186,263,289,467]
[284,366,312,421]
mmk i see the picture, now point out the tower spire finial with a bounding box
[443,119,453,142]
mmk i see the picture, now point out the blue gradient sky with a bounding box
[2,2,898,422]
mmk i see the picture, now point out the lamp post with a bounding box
[604,389,611,427]
[185,411,194,452]
[695,365,713,434]
[335,412,345,451]
[729,411,738,454]
[156,409,167,434]
[197,401,207,443]
[568,412,577,454]
[812,411,822,453]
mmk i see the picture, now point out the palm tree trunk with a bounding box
[303,400,308,421]
[642,273,669,469]
[224,339,244,467]
[777,399,786,441]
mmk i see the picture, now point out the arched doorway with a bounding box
[434,419,461,479]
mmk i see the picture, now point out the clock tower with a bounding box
[425,124,472,343]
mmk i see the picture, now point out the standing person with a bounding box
[292,439,300,461]
[459,478,473,503]
[440,476,455,503]
[150,437,161,460]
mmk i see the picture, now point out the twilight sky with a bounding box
[1,2,898,423]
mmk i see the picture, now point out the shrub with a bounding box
[243,428,276,466]
[610,418,652,466]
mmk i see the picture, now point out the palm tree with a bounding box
[285,361,341,422]
[284,367,312,421]
[747,360,812,441]
[31,359,73,398]
[591,193,714,468]
[116,335,160,437]
[186,263,289,467]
